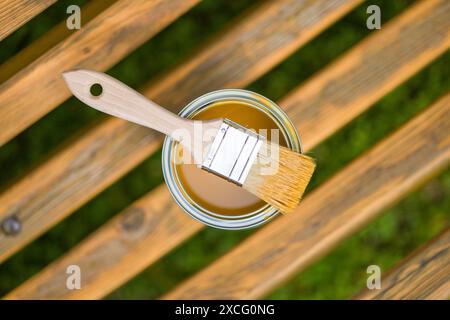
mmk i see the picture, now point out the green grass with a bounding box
[0,0,448,299]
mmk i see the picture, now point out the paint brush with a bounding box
[62,70,315,213]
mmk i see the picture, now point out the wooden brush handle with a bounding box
[62,70,223,163]
[62,69,193,139]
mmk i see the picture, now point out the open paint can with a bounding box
[162,89,302,230]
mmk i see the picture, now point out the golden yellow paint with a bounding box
[175,100,287,215]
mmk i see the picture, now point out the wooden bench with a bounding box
[355,228,450,300]
[1,0,449,299]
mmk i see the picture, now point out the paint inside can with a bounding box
[162,89,301,229]
[176,100,287,214]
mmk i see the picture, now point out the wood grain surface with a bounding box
[5,1,449,297]
[163,93,450,299]
[355,229,450,300]
[7,92,449,299]
[0,0,199,146]
[0,0,360,264]
[5,185,204,299]
[0,0,111,84]
[0,0,56,41]
[283,0,450,151]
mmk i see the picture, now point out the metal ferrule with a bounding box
[201,119,264,186]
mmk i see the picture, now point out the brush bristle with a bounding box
[243,142,316,214]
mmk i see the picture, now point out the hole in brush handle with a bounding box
[89,83,103,97]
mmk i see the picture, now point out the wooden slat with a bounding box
[283,0,450,151]
[0,0,56,41]
[0,0,361,264]
[164,93,450,299]
[355,229,450,300]
[5,1,449,299]
[5,185,203,300]
[0,0,112,84]
[0,0,200,146]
